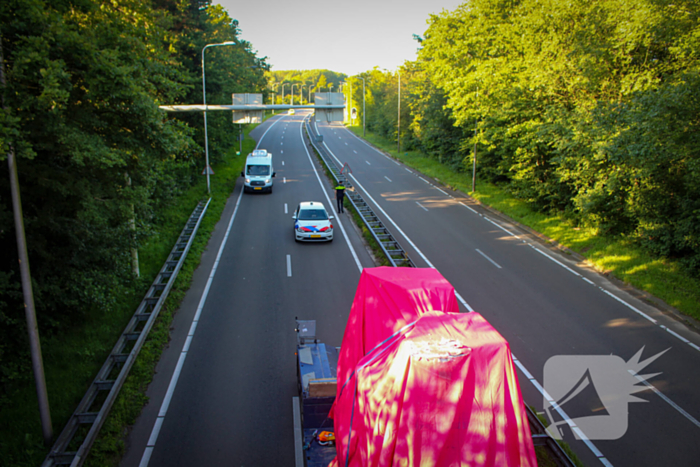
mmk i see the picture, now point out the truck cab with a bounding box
[242,149,275,193]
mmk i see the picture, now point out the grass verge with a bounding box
[346,125,700,323]
[84,127,259,466]
[0,123,258,467]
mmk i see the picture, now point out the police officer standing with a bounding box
[335,180,346,213]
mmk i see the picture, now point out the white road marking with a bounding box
[139,189,246,466]
[630,369,700,429]
[287,255,292,277]
[353,150,357,154]
[281,150,284,154]
[583,277,595,285]
[405,168,413,173]
[512,356,613,466]
[416,202,428,211]
[366,161,371,165]
[529,244,580,275]
[284,177,287,184]
[476,249,502,269]
[285,203,288,214]
[282,161,285,166]
[459,202,479,214]
[598,287,657,323]
[345,142,348,146]
[281,142,283,145]
[384,176,392,182]
[435,187,448,196]
[299,119,363,272]
[418,176,430,184]
[484,215,519,238]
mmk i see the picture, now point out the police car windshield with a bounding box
[247,165,270,176]
[298,209,328,221]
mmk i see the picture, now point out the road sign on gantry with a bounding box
[232,93,263,123]
[314,92,344,122]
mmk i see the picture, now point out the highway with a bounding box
[313,120,700,467]
[121,112,375,466]
[121,111,700,466]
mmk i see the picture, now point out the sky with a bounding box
[215,0,464,76]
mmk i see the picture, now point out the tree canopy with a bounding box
[0,0,267,412]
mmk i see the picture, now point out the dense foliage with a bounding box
[267,69,346,104]
[0,0,266,408]
[347,0,700,274]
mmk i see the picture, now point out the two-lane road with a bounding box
[121,112,374,466]
[315,120,700,467]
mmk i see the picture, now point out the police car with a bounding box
[292,202,333,242]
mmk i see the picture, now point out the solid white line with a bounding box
[530,244,580,276]
[598,287,657,323]
[630,370,700,428]
[416,202,428,211]
[384,176,392,182]
[285,203,288,214]
[435,187,448,196]
[476,249,502,269]
[512,356,612,465]
[583,277,595,285]
[300,120,363,273]
[484,215,519,238]
[459,202,479,214]
[287,255,292,277]
[139,185,247,466]
[454,291,474,312]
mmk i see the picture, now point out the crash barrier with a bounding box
[304,116,415,267]
[42,199,211,467]
[303,118,576,467]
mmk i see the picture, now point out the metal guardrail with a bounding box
[42,199,211,467]
[304,118,415,267]
[304,118,576,467]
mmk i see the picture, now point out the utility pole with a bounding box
[0,36,53,444]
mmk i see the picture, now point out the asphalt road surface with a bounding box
[312,120,700,467]
[122,112,700,467]
[121,112,375,466]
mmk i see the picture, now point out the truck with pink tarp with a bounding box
[294,267,575,467]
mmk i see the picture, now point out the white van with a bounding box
[241,149,275,193]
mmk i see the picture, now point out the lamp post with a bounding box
[300,85,305,105]
[356,76,366,137]
[309,85,315,103]
[291,84,296,106]
[202,41,235,195]
[472,85,478,193]
[397,71,401,154]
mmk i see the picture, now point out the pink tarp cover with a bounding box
[330,268,536,467]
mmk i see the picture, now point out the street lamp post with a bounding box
[357,76,366,137]
[309,85,315,103]
[300,85,305,105]
[202,41,235,195]
[397,71,401,154]
[472,85,478,193]
[291,84,296,106]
